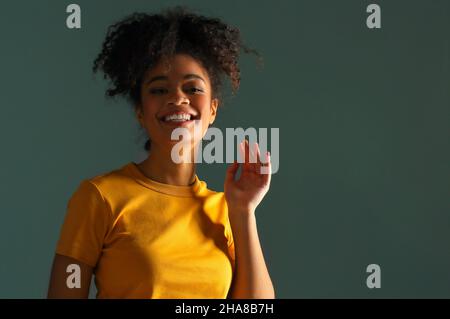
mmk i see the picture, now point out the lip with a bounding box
[160,119,196,127]
[159,111,199,121]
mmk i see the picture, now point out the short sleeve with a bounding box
[222,194,235,263]
[225,216,235,262]
[228,239,235,263]
[56,180,112,267]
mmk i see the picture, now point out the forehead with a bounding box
[145,54,210,83]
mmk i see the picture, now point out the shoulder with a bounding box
[87,163,133,191]
[68,163,134,208]
[76,163,138,198]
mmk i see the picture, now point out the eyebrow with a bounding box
[145,74,206,85]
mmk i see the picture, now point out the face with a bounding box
[136,54,218,154]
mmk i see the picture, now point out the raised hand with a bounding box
[224,139,272,215]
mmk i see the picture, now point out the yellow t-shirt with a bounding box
[56,162,235,298]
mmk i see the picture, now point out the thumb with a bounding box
[225,161,239,185]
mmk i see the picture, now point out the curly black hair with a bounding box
[92,6,262,151]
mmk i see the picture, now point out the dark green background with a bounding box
[0,0,449,298]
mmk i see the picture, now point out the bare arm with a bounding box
[224,140,275,299]
[47,254,93,299]
[227,211,275,299]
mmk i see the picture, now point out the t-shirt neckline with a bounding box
[126,162,203,197]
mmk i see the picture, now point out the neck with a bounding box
[136,143,197,186]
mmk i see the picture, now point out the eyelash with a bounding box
[150,87,204,95]
[189,88,204,93]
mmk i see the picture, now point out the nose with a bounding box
[168,92,190,106]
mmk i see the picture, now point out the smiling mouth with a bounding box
[160,112,200,123]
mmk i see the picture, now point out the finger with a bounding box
[239,139,250,171]
[260,151,272,179]
[225,160,239,184]
[238,140,245,164]
[253,142,261,174]
[249,142,258,163]
[244,139,254,172]
[248,142,258,164]
[247,142,257,173]
[254,142,261,162]
[267,152,272,179]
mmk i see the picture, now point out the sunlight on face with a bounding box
[136,54,219,153]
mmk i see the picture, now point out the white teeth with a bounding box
[164,113,192,122]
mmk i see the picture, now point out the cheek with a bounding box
[140,99,160,120]
[196,97,213,116]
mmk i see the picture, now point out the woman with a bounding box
[48,6,274,299]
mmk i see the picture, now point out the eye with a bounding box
[187,87,204,94]
[149,88,167,95]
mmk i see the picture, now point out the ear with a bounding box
[135,105,144,127]
[209,98,219,125]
